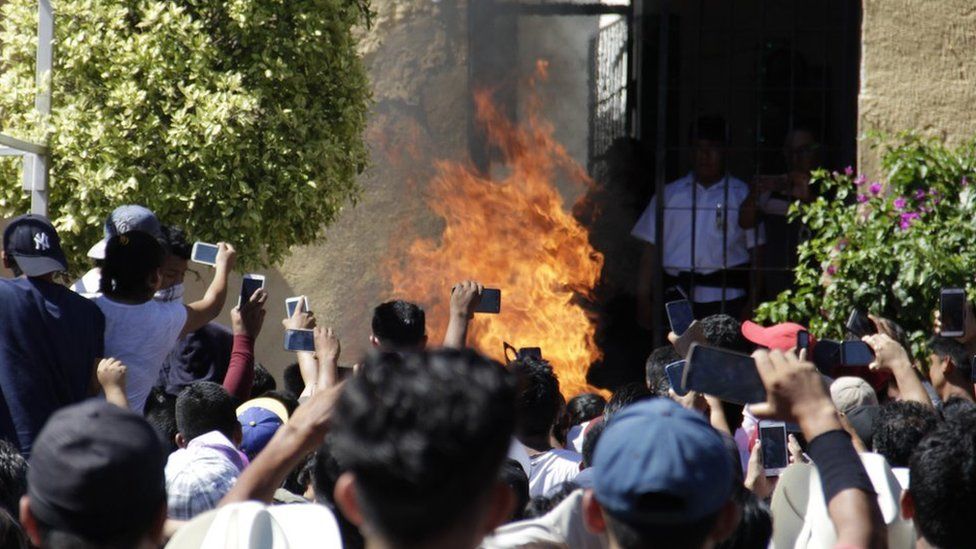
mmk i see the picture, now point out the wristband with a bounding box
[806,429,876,504]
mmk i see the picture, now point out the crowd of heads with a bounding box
[4,203,976,549]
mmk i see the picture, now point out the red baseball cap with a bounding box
[741,321,815,352]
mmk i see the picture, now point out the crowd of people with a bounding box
[1,202,976,549]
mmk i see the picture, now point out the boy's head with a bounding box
[511,356,562,441]
[99,230,165,300]
[330,349,516,548]
[370,300,427,351]
[175,382,241,447]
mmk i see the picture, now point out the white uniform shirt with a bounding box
[631,172,765,303]
[528,448,582,498]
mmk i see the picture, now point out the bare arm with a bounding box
[443,281,483,349]
[750,350,885,549]
[863,334,934,409]
[97,358,130,409]
[182,243,236,336]
[220,384,341,505]
[314,326,340,390]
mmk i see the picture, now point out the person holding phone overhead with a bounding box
[89,231,236,413]
[633,115,765,325]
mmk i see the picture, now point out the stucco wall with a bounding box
[858,0,976,175]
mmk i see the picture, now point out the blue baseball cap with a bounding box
[236,398,289,460]
[87,205,162,259]
[592,398,734,524]
[2,214,68,276]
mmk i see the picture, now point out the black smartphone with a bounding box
[518,347,542,360]
[940,288,966,338]
[845,309,876,338]
[839,340,875,367]
[683,344,767,405]
[797,330,810,352]
[665,360,687,396]
[811,339,841,374]
[759,421,789,475]
[474,288,501,314]
[240,274,266,306]
[666,299,695,336]
[284,329,316,352]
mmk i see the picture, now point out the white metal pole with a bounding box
[32,0,53,216]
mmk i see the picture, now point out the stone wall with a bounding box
[858,0,976,175]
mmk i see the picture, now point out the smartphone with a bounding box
[759,421,789,476]
[474,288,501,314]
[845,309,876,338]
[285,296,310,318]
[240,274,266,306]
[284,329,315,352]
[666,300,695,336]
[797,330,810,353]
[517,347,542,360]
[940,288,966,338]
[191,242,220,266]
[811,339,841,374]
[839,340,875,367]
[665,360,688,396]
[683,344,767,405]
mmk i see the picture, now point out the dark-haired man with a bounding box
[20,400,167,548]
[370,300,428,351]
[165,381,246,520]
[925,336,974,403]
[634,115,764,323]
[511,357,582,497]
[904,415,976,549]
[0,215,105,456]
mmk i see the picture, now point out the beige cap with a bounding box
[830,376,879,414]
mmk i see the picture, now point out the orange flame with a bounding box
[387,64,607,399]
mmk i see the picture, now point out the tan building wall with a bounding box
[858,0,976,175]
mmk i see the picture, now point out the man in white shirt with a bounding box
[634,115,764,323]
[511,357,582,498]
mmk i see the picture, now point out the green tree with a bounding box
[0,0,371,269]
[755,134,976,359]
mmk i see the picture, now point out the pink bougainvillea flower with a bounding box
[869,182,882,195]
[963,176,969,187]
[854,174,867,186]
[844,166,854,176]
[857,194,869,203]
[893,196,907,210]
[898,211,921,230]
[826,265,838,276]
[914,189,927,200]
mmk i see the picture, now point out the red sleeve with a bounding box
[224,334,255,401]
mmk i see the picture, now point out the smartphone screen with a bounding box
[474,288,501,314]
[683,344,767,405]
[665,360,687,396]
[840,340,875,367]
[191,242,220,266]
[240,276,265,306]
[941,288,966,338]
[845,309,876,338]
[759,422,789,474]
[284,329,316,352]
[666,300,695,336]
[811,338,841,374]
[285,296,309,318]
[797,330,810,352]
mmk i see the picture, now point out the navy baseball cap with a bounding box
[236,398,289,460]
[2,214,68,276]
[87,204,162,259]
[27,400,166,542]
[592,398,734,524]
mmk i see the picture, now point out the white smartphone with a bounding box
[759,420,789,476]
[285,296,310,317]
[239,274,266,306]
[191,242,220,266]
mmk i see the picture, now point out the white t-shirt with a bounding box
[528,448,582,498]
[92,295,187,412]
[631,172,765,303]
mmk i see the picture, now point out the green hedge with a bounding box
[0,0,372,269]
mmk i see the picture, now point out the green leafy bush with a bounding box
[755,134,976,358]
[0,0,371,269]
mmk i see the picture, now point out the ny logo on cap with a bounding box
[34,232,50,251]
